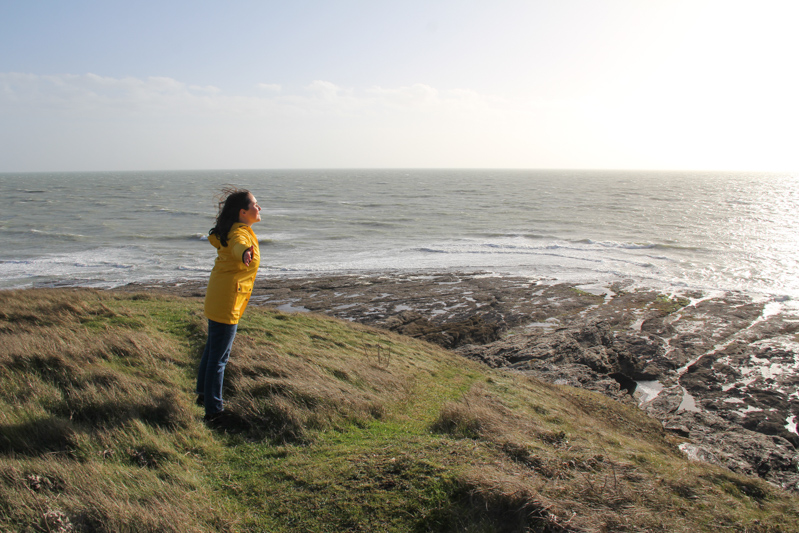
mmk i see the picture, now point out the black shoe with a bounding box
[195,395,204,407]
[203,409,225,423]
[203,409,245,432]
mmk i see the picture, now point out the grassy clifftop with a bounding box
[1,289,797,532]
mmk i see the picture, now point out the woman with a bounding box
[196,187,261,422]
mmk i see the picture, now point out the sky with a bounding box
[1,0,798,172]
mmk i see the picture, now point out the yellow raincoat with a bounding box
[203,223,260,324]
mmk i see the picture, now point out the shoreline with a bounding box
[120,268,799,334]
[121,270,649,347]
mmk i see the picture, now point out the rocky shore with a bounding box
[126,271,799,491]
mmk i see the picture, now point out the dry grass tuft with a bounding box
[2,327,194,431]
[1,455,227,533]
[432,382,512,439]
[210,315,410,442]
[455,466,568,533]
[0,416,78,455]
[431,382,552,446]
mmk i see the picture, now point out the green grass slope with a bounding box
[1,289,797,533]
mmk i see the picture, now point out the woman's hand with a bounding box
[242,245,255,266]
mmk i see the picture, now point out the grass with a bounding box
[651,295,691,315]
[1,288,798,532]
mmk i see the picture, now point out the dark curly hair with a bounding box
[209,187,253,247]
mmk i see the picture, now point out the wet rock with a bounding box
[612,332,671,379]
[665,423,692,437]
[642,385,684,417]
[679,443,721,465]
[382,311,504,349]
[662,411,799,491]
[519,362,630,400]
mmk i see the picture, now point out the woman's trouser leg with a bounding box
[196,319,237,415]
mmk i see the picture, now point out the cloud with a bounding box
[0,73,501,120]
[0,72,516,118]
[306,80,342,101]
[0,72,229,116]
[257,83,282,92]
[366,83,440,107]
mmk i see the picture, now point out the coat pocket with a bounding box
[236,279,254,294]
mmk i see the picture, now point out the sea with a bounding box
[2,168,799,302]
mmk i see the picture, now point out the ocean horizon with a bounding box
[2,168,798,301]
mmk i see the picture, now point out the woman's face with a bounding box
[239,194,262,226]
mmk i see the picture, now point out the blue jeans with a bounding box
[196,319,238,415]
